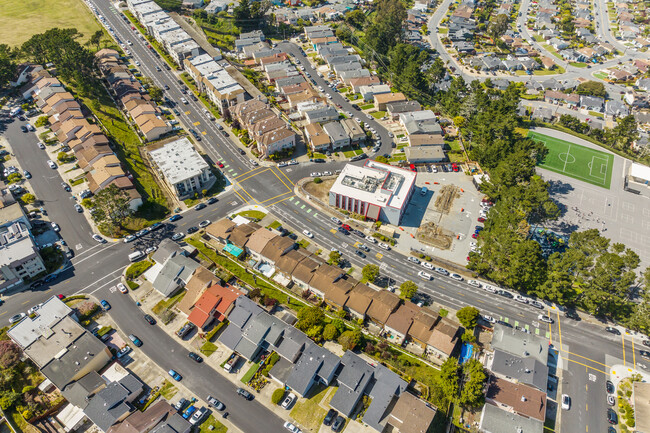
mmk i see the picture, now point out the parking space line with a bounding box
[301,205,305,209]
[313,213,318,217]
[306,209,311,213]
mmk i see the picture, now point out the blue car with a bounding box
[150,222,163,231]
[169,369,182,381]
[182,406,196,420]
[169,215,182,222]
[100,300,111,311]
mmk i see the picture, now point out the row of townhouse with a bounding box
[183,53,245,117]
[96,49,172,141]
[203,216,461,359]
[142,237,441,430]
[7,296,192,433]
[127,0,200,65]
[230,99,296,158]
[22,68,142,209]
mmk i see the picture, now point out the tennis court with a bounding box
[528,131,614,189]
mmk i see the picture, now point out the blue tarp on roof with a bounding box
[460,342,473,364]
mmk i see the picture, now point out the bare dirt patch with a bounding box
[434,185,461,214]
[303,178,336,203]
[416,221,455,249]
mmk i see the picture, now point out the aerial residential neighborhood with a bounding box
[0,0,650,432]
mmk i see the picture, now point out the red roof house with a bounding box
[187,284,242,329]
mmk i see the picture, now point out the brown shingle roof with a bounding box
[246,228,278,255]
[206,218,236,241]
[309,264,345,294]
[426,317,460,356]
[275,249,305,275]
[260,235,295,262]
[409,310,439,343]
[229,222,261,248]
[367,290,400,324]
[386,392,436,433]
[292,255,325,285]
[385,302,419,335]
[345,283,374,317]
[486,376,547,421]
[177,266,218,315]
[325,276,356,307]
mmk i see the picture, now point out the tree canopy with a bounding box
[88,184,134,234]
[362,264,380,283]
[456,306,480,329]
[399,280,418,299]
[364,0,406,56]
[0,44,18,89]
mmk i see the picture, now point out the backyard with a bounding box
[290,385,336,432]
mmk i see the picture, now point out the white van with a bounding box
[128,251,145,262]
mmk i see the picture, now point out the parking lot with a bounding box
[396,166,486,266]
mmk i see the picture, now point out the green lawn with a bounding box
[237,210,267,220]
[267,220,281,229]
[313,153,327,159]
[241,361,261,383]
[343,148,364,157]
[200,340,218,356]
[594,72,608,79]
[588,111,604,119]
[570,62,588,68]
[77,82,169,217]
[359,103,374,110]
[371,111,386,119]
[198,415,228,433]
[159,380,178,400]
[152,290,186,315]
[290,385,333,431]
[0,0,102,47]
[529,131,614,188]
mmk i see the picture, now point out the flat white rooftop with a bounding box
[149,137,209,185]
[8,297,73,348]
[630,162,650,182]
[330,160,416,210]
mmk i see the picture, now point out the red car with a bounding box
[452,163,459,172]
[341,224,351,231]
[471,233,479,239]
[477,217,486,222]
[217,162,224,168]
[409,164,416,172]
[57,294,65,300]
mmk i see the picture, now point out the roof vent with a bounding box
[523,351,529,356]
[521,396,527,402]
[75,361,80,366]
[525,368,531,373]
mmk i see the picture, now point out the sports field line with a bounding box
[587,156,608,182]
[562,144,572,173]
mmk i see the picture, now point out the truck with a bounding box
[223,354,240,373]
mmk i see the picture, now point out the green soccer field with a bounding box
[528,131,614,189]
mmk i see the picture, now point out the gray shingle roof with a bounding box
[480,403,544,433]
[84,376,142,432]
[491,349,548,392]
[330,351,375,416]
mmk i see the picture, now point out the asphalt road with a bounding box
[0,2,645,433]
[102,277,287,433]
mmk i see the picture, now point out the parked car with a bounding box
[144,314,156,325]
[331,416,345,432]
[182,406,196,420]
[9,313,26,324]
[281,392,297,409]
[100,300,111,311]
[207,395,225,410]
[129,334,143,347]
[605,326,621,335]
[607,408,618,425]
[561,394,570,410]
[606,380,615,394]
[168,369,182,381]
[195,203,207,211]
[169,214,182,222]
[237,388,253,400]
[177,322,195,339]
[188,352,203,363]
[189,407,206,425]
[174,398,187,412]
[323,409,338,426]
[283,422,301,433]
[302,230,314,238]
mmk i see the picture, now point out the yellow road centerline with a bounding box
[270,167,294,192]
[232,189,249,204]
[260,190,293,203]
[622,334,626,366]
[235,168,270,182]
[266,195,296,206]
[566,358,607,375]
[556,309,562,348]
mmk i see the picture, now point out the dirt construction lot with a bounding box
[397,169,485,266]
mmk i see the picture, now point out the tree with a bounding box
[576,80,606,98]
[88,30,104,51]
[306,325,324,342]
[6,173,22,184]
[0,340,21,368]
[488,14,509,42]
[148,86,163,101]
[362,264,380,283]
[271,388,285,405]
[0,44,18,88]
[364,0,406,55]
[338,329,363,351]
[345,9,366,28]
[461,330,476,343]
[435,357,460,406]
[295,306,325,331]
[459,359,486,408]
[88,184,134,233]
[609,115,638,150]
[34,116,50,127]
[328,250,342,266]
[20,193,36,205]
[323,323,340,340]
[456,306,480,329]
[399,280,418,299]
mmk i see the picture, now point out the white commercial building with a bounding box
[328,160,417,225]
[149,137,214,199]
